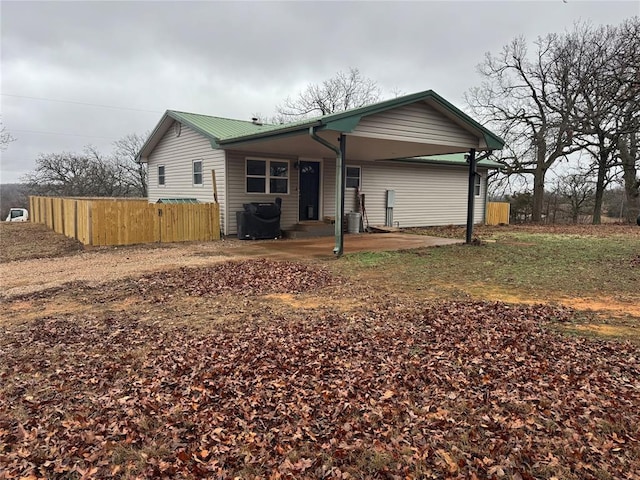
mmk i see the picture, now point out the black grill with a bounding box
[236,198,282,240]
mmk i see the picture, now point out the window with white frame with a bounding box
[158,165,165,186]
[474,174,481,196]
[193,160,203,186]
[246,158,289,194]
[346,166,361,189]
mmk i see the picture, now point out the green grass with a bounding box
[342,232,640,302]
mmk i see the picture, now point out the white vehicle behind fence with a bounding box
[5,208,29,222]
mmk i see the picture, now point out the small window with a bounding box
[193,160,203,186]
[346,166,361,189]
[246,158,289,194]
[474,174,481,196]
[158,165,165,186]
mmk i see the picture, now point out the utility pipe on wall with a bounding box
[309,128,345,256]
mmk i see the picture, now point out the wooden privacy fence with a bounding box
[485,202,510,225]
[29,196,220,246]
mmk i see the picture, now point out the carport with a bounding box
[216,90,504,256]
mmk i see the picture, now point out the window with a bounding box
[193,160,203,186]
[158,165,165,186]
[246,158,289,194]
[346,166,361,189]
[474,174,481,196]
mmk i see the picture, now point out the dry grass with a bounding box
[0,222,83,263]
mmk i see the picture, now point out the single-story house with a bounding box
[137,89,504,253]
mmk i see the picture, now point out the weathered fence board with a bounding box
[29,196,220,246]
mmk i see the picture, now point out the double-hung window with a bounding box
[158,165,165,186]
[474,174,481,196]
[193,160,203,186]
[246,158,289,194]
[346,166,361,189]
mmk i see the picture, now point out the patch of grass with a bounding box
[344,250,399,267]
[352,448,395,474]
[341,230,640,342]
[343,231,640,303]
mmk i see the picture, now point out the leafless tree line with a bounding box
[467,18,639,223]
[22,133,148,198]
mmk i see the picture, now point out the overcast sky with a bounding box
[1,1,638,183]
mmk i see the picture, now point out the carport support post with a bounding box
[308,127,345,256]
[334,134,346,257]
[466,148,477,244]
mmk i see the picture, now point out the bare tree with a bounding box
[555,171,595,223]
[275,67,381,121]
[23,146,128,197]
[569,19,640,223]
[113,132,148,197]
[22,132,149,199]
[466,34,584,222]
[0,119,16,151]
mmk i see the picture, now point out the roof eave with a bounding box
[218,89,505,150]
[136,111,223,162]
[136,110,173,163]
[166,111,221,148]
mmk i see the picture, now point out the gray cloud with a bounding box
[1,0,637,182]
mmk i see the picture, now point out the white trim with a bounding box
[245,157,290,195]
[157,164,166,187]
[192,159,204,187]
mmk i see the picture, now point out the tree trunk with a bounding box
[532,165,546,223]
[619,134,639,223]
[592,160,606,225]
[592,133,609,225]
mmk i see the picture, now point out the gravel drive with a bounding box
[0,241,248,297]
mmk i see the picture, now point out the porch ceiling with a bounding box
[221,129,472,160]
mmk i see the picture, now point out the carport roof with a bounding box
[137,89,504,161]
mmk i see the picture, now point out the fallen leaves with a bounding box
[134,259,340,299]
[1,260,639,479]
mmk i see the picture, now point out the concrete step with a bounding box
[283,221,343,239]
[293,222,335,233]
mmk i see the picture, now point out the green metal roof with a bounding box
[156,198,200,204]
[167,111,279,142]
[139,89,505,161]
[214,89,505,150]
[392,153,503,169]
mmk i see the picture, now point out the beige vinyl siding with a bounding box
[147,123,226,230]
[322,158,336,218]
[352,103,479,149]
[322,160,486,227]
[225,151,299,235]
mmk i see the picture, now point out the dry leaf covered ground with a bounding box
[1,224,639,479]
[2,259,640,479]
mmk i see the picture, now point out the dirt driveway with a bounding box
[0,233,459,297]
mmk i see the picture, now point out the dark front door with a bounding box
[298,161,320,221]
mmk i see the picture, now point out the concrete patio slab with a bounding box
[236,232,463,259]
